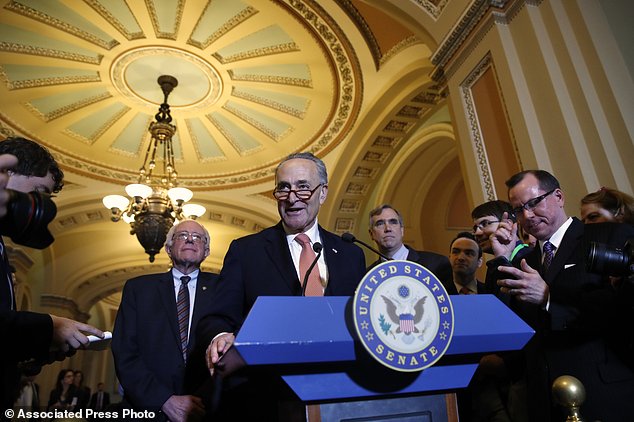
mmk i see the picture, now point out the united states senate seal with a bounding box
[353,260,454,372]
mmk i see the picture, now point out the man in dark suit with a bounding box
[446,232,485,295]
[472,200,533,422]
[199,152,366,419]
[447,232,513,422]
[497,170,634,422]
[367,204,452,285]
[89,382,110,411]
[112,219,218,421]
[472,200,532,301]
[0,138,103,416]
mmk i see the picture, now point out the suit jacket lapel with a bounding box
[406,247,419,262]
[157,271,181,348]
[544,219,583,284]
[264,222,300,293]
[321,226,350,294]
[190,272,214,345]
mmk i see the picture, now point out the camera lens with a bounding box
[0,190,57,249]
[587,241,630,276]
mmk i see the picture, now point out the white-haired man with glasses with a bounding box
[496,170,634,422]
[112,219,218,422]
[198,152,366,420]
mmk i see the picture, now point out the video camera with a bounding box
[587,237,634,277]
[0,190,57,249]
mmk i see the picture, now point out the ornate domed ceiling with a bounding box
[1,0,461,310]
[0,0,365,189]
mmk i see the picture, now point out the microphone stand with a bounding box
[341,232,391,261]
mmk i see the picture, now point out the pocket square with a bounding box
[564,264,576,269]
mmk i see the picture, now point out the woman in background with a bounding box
[47,369,77,411]
[580,187,634,225]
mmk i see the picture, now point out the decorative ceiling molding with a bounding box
[5,0,119,50]
[460,52,496,200]
[188,3,258,49]
[146,0,184,40]
[412,0,450,20]
[340,0,382,70]
[0,0,363,189]
[431,0,491,77]
[430,0,531,84]
[379,36,419,67]
[331,86,442,234]
[84,0,144,41]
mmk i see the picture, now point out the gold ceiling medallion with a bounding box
[110,47,223,110]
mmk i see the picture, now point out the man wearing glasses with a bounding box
[367,204,452,286]
[112,219,217,421]
[496,170,634,422]
[199,152,366,420]
[472,200,530,262]
[471,200,532,297]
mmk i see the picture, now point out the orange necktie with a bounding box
[295,233,323,296]
[459,286,474,295]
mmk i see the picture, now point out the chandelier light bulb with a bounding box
[125,183,153,198]
[122,213,135,224]
[167,187,193,203]
[182,203,206,218]
[103,194,129,210]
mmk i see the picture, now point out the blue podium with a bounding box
[233,295,533,421]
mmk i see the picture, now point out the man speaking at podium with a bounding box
[198,152,366,419]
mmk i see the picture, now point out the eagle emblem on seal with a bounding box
[382,285,426,335]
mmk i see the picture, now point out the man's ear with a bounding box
[554,188,565,207]
[319,184,328,204]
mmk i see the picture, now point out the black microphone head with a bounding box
[312,242,323,254]
[341,232,356,243]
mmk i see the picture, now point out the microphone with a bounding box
[302,242,323,296]
[341,232,391,261]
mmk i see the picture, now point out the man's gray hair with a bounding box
[276,152,328,185]
[368,204,403,228]
[164,219,210,248]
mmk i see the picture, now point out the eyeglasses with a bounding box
[512,189,556,216]
[173,231,205,243]
[472,219,499,233]
[272,184,323,201]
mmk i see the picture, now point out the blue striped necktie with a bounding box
[542,241,555,273]
[177,275,191,361]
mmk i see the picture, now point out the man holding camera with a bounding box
[0,137,103,415]
[496,170,634,422]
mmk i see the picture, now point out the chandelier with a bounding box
[102,75,205,262]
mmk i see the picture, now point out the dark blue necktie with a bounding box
[542,241,555,273]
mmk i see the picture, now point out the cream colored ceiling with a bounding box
[1,0,466,320]
[0,0,364,187]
